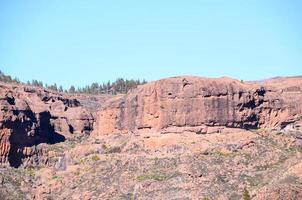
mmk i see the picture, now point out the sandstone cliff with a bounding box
[1,77,302,199]
[93,76,302,135]
[0,83,94,167]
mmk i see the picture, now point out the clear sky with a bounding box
[0,0,301,88]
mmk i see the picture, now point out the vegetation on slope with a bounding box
[0,70,147,95]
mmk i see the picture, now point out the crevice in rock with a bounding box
[6,94,15,105]
[69,124,74,134]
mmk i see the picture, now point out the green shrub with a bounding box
[242,187,251,200]
[91,155,100,161]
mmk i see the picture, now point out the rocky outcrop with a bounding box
[2,76,302,167]
[93,76,302,135]
[0,83,94,167]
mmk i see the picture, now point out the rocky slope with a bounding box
[0,83,94,168]
[93,76,302,135]
[1,76,302,200]
[1,127,302,200]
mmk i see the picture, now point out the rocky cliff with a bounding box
[1,76,302,167]
[93,76,302,135]
[0,83,94,167]
[1,77,302,199]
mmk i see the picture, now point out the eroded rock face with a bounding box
[0,83,94,167]
[93,76,302,135]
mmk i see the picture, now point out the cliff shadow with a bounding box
[7,110,65,168]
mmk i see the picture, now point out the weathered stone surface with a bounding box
[254,184,302,200]
[0,83,94,167]
[93,76,302,135]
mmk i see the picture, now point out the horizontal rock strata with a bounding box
[93,76,302,135]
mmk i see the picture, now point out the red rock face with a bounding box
[93,76,302,135]
[0,83,94,167]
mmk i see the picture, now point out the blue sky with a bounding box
[0,0,301,88]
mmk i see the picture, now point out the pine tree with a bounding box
[53,83,58,91]
[13,77,20,83]
[38,81,43,87]
[59,86,63,92]
[69,85,76,93]
[31,80,39,86]
[91,82,99,94]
